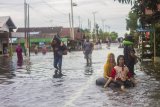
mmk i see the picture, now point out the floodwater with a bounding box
[0,44,160,107]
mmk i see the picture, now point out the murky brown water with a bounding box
[0,44,160,107]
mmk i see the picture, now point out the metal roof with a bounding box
[16,27,62,34]
[0,16,16,31]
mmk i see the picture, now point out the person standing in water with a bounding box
[123,35,137,76]
[51,34,67,77]
[34,45,38,55]
[83,38,94,66]
[16,44,23,67]
[42,44,47,55]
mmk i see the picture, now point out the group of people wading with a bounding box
[15,33,138,91]
[51,35,93,78]
[15,34,90,77]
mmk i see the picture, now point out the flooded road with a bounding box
[0,44,160,107]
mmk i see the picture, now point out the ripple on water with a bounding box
[0,46,160,107]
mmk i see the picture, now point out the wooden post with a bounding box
[9,32,13,57]
[27,4,30,57]
[154,27,156,62]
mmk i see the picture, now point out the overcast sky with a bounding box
[0,0,132,36]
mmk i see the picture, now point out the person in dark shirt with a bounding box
[123,35,137,76]
[51,35,67,77]
[127,49,138,76]
[83,38,93,66]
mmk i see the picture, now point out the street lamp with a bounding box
[92,11,97,31]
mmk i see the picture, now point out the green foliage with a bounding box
[82,28,118,42]
[83,28,91,39]
[116,0,160,12]
[98,29,103,39]
[126,11,138,31]
[109,32,118,41]
[98,29,110,41]
[115,0,134,5]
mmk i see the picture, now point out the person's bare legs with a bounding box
[104,77,113,88]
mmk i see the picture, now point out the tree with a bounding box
[98,28,103,40]
[126,11,138,33]
[109,32,118,41]
[83,29,91,39]
[116,0,160,11]
[114,0,134,4]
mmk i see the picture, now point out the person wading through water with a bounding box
[16,43,23,67]
[51,34,67,78]
[83,38,94,66]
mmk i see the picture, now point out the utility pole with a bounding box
[24,0,27,56]
[71,0,74,40]
[93,11,97,42]
[89,20,92,40]
[153,25,156,62]
[102,19,105,32]
[78,16,82,39]
[93,12,96,30]
[69,13,72,38]
[89,20,91,30]
[27,4,30,57]
[78,16,81,28]
[88,19,90,30]
[24,0,30,57]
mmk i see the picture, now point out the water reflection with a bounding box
[24,57,31,74]
[17,59,23,67]
[52,79,64,87]
[141,61,160,80]
[0,46,160,107]
[0,56,16,85]
[84,65,93,75]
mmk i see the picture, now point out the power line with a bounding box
[40,0,68,16]
[29,5,68,24]
[30,5,68,23]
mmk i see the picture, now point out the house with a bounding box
[0,16,16,56]
[60,27,83,40]
[16,27,83,42]
[15,27,84,51]
[60,27,83,50]
[15,27,62,51]
[142,1,160,62]
[16,27,62,41]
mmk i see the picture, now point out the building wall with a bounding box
[0,38,8,55]
[0,39,2,54]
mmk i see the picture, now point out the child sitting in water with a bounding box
[104,55,133,91]
[103,53,116,79]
